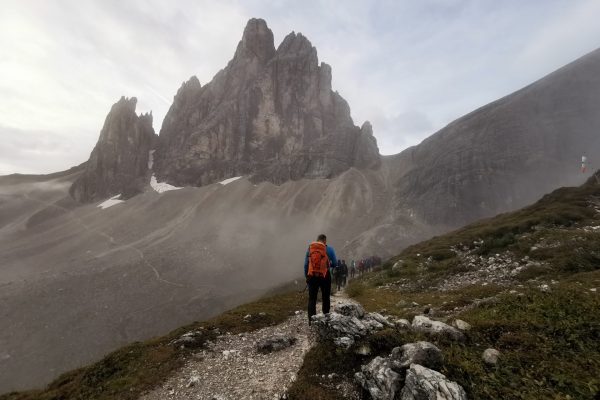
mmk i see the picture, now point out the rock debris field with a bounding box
[141,289,477,400]
[141,294,356,400]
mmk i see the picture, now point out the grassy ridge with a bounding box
[288,173,600,399]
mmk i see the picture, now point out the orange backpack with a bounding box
[307,241,329,277]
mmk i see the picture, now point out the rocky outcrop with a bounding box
[355,356,402,400]
[70,97,156,202]
[401,364,467,400]
[355,342,466,400]
[312,304,393,340]
[390,342,444,372]
[153,18,380,187]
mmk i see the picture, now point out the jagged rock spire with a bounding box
[154,18,380,187]
[70,97,157,202]
[234,18,276,65]
[72,18,381,199]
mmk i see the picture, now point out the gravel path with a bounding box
[141,291,354,400]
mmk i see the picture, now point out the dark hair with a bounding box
[317,234,327,242]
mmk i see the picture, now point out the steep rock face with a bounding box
[393,48,600,227]
[154,18,380,186]
[70,97,156,202]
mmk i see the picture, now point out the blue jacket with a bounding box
[304,243,337,277]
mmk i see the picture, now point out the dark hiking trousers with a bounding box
[307,274,331,324]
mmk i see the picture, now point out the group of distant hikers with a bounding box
[303,234,380,324]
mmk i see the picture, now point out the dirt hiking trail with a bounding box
[141,290,355,400]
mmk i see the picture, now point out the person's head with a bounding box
[317,233,327,244]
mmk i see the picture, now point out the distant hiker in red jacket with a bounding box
[304,234,338,325]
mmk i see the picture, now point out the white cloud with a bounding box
[0,0,598,171]
[513,0,600,78]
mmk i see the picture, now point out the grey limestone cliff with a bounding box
[153,18,380,186]
[70,97,156,202]
[391,48,600,227]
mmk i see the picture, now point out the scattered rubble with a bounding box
[142,312,311,400]
[143,296,358,400]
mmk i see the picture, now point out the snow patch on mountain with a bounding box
[150,175,182,193]
[219,176,243,186]
[148,150,182,193]
[98,194,125,209]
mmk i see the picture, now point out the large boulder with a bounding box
[355,356,402,400]
[411,316,466,342]
[390,342,444,372]
[311,307,393,340]
[312,313,369,339]
[400,364,467,400]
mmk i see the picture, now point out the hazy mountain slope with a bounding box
[391,48,600,226]
[4,172,599,400]
[0,162,432,392]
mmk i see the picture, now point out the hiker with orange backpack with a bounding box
[304,233,338,325]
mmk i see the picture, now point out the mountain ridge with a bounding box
[2,18,600,394]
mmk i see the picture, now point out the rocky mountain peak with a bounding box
[361,121,373,136]
[72,18,381,197]
[172,76,202,108]
[115,95,137,110]
[277,31,315,57]
[151,18,380,187]
[233,18,276,66]
[176,76,201,97]
[70,97,156,202]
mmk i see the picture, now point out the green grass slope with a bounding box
[289,172,600,399]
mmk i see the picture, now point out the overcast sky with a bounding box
[1,0,599,175]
